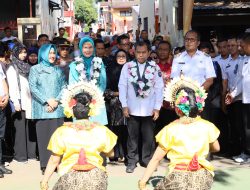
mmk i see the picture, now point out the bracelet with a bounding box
[40,181,48,190]
[138,180,146,190]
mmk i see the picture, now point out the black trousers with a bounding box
[243,104,250,154]
[155,107,177,135]
[36,118,64,168]
[12,111,37,161]
[127,115,155,167]
[227,101,244,156]
[111,125,128,159]
[0,109,6,164]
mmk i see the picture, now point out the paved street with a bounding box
[1,156,250,190]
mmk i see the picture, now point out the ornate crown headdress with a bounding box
[61,81,105,118]
[164,75,207,116]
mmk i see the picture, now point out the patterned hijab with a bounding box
[12,43,30,78]
[79,37,95,76]
[38,44,57,66]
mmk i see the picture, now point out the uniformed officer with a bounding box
[222,36,245,160]
[171,30,216,91]
[226,33,250,162]
[119,41,164,173]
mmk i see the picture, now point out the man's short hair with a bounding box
[242,33,250,44]
[59,27,65,32]
[4,27,11,32]
[217,37,228,44]
[157,40,172,50]
[135,41,151,51]
[227,35,237,41]
[38,34,49,41]
[185,30,201,41]
[117,34,129,44]
[94,39,105,46]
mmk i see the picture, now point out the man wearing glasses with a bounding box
[222,36,245,162]
[171,30,216,91]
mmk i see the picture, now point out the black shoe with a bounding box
[126,165,136,173]
[41,167,46,175]
[0,165,12,174]
[0,170,3,178]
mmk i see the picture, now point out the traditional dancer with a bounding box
[138,76,220,190]
[40,81,117,190]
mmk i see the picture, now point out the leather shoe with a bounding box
[126,165,136,173]
[0,165,12,174]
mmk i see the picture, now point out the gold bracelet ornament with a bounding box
[40,181,48,190]
[138,180,146,190]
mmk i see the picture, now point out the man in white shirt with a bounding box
[171,30,216,90]
[226,33,250,162]
[119,41,164,173]
[222,36,245,160]
[1,27,16,42]
[0,64,12,178]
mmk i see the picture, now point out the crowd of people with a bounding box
[0,25,250,190]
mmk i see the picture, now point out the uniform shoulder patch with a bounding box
[174,53,181,58]
[203,52,210,57]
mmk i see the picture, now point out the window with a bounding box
[120,10,132,17]
[143,17,148,32]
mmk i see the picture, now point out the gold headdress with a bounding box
[61,81,105,118]
[164,75,207,115]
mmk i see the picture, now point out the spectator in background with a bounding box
[149,51,159,64]
[95,39,112,69]
[27,47,38,66]
[6,44,36,163]
[1,27,16,42]
[57,40,72,83]
[105,49,129,163]
[52,27,67,47]
[37,34,49,48]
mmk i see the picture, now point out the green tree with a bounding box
[75,0,98,29]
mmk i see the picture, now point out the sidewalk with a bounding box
[1,156,250,190]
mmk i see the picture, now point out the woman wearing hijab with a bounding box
[105,49,128,162]
[27,47,38,66]
[69,36,107,125]
[29,44,66,174]
[6,43,36,163]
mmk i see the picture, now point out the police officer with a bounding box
[171,30,216,91]
[119,41,164,173]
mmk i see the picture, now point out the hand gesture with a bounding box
[225,93,233,105]
[123,107,130,118]
[152,109,159,121]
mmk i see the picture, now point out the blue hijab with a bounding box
[38,44,57,66]
[79,37,95,78]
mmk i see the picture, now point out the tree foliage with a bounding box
[75,0,98,26]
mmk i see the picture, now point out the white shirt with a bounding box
[171,50,216,86]
[0,64,6,97]
[1,36,16,42]
[6,65,32,119]
[231,56,250,103]
[213,55,231,70]
[118,60,164,116]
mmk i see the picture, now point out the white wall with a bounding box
[139,0,155,40]
[36,0,62,39]
[159,0,183,47]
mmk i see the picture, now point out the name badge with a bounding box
[178,62,185,65]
